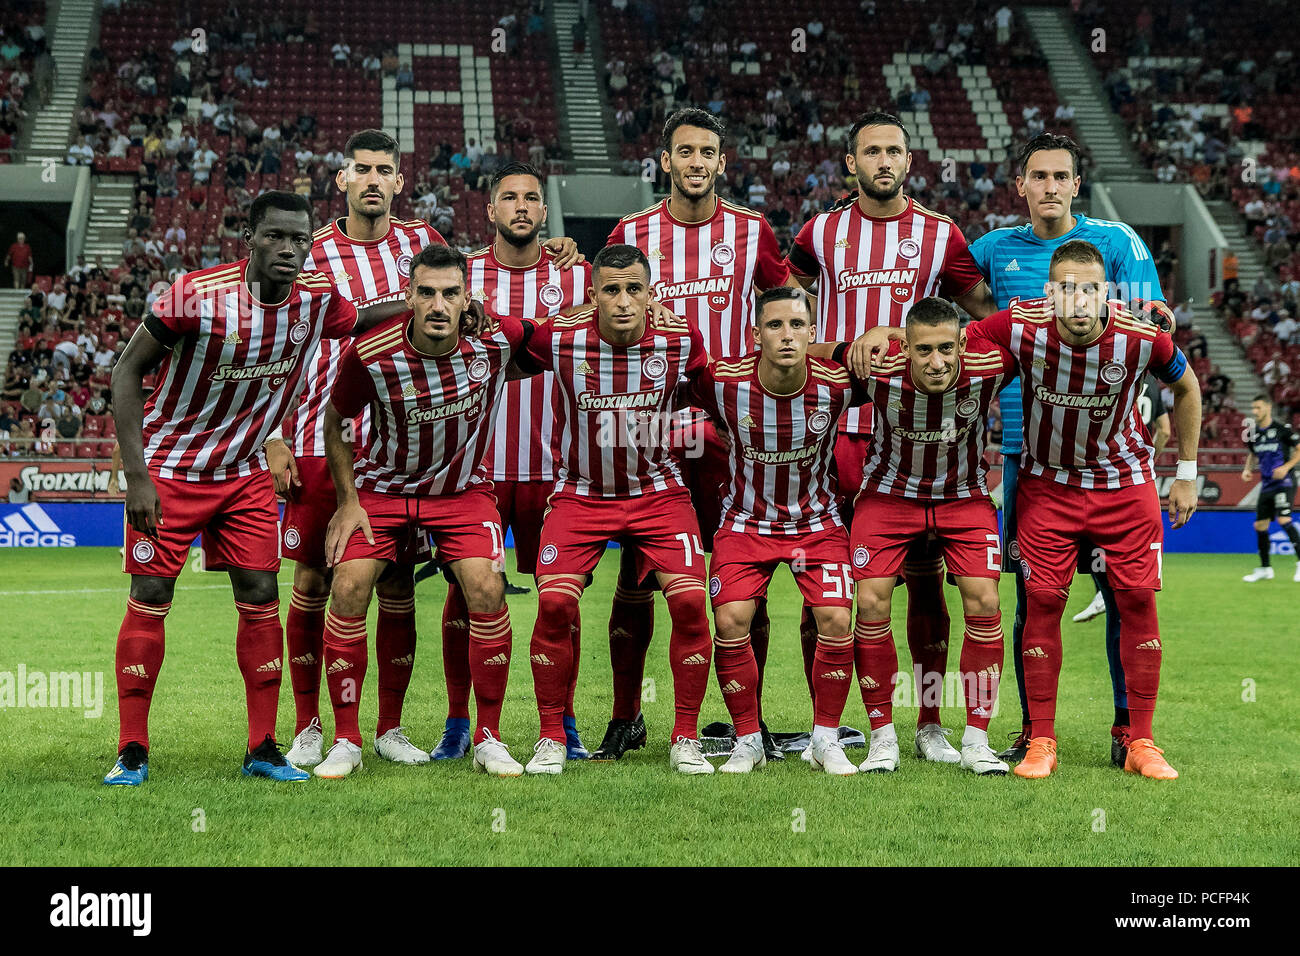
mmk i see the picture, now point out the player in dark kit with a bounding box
[1240,394,1300,582]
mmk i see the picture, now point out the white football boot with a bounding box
[525,738,567,775]
[719,732,766,773]
[285,717,324,768]
[859,728,900,773]
[1243,567,1274,582]
[960,740,1010,775]
[1071,590,1107,623]
[914,723,962,763]
[374,726,431,764]
[669,736,716,775]
[314,738,363,779]
[806,733,859,776]
[472,730,524,777]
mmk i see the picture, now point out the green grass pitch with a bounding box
[1,548,1295,866]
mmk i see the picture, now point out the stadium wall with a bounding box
[0,501,1277,555]
[0,164,92,272]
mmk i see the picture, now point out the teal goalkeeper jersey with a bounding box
[968,214,1165,454]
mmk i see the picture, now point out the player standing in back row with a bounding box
[433,162,593,762]
[598,107,797,761]
[787,112,997,763]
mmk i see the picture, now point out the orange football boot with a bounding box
[1124,738,1179,779]
[1012,736,1057,778]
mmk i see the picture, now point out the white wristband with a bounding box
[1175,459,1197,481]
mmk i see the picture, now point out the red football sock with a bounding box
[750,600,770,722]
[1114,588,1162,741]
[285,587,327,734]
[442,582,471,721]
[713,633,760,737]
[323,609,368,746]
[375,593,417,738]
[234,600,284,751]
[469,607,513,744]
[853,618,897,730]
[115,597,169,752]
[566,609,581,720]
[663,578,712,741]
[960,613,1003,731]
[1023,589,1067,740]
[812,633,854,730]
[905,566,950,727]
[799,605,819,703]
[532,579,582,743]
[608,583,654,720]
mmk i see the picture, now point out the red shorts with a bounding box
[536,487,706,581]
[709,526,854,608]
[123,470,280,578]
[850,491,1001,581]
[281,455,335,568]
[668,415,730,551]
[1014,471,1163,592]
[493,479,552,574]
[341,485,504,567]
[836,432,945,577]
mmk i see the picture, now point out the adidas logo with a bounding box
[610,627,631,639]
[255,657,282,673]
[681,653,708,665]
[326,659,353,674]
[483,653,509,665]
[577,360,594,374]
[402,383,418,398]
[925,640,948,653]
[530,653,555,666]
[890,399,905,411]
[835,237,851,248]
[1023,647,1047,659]
[739,415,755,428]
[858,675,879,689]
[972,706,990,717]
[121,664,149,678]
[290,653,317,666]
[720,680,745,694]
[868,708,884,718]
[976,664,1001,679]
[0,503,78,547]
[224,329,242,344]
[1137,639,1161,650]
[650,248,665,260]
[1004,259,1020,272]
[390,654,414,666]
[449,619,469,629]
[819,669,849,680]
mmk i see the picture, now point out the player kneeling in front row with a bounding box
[837,298,1013,775]
[686,287,863,773]
[515,245,716,776]
[316,243,531,779]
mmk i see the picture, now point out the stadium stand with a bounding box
[0,2,47,163]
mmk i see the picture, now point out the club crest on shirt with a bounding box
[132,540,155,564]
[396,254,412,277]
[283,527,301,550]
[289,320,311,345]
[710,242,735,267]
[1100,361,1127,385]
[897,237,921,260]
[956,397,980,419]
[709,576,722,597]
[539,544,558,565]
[641,354,668,380]
[808,409,832,434]
[467,357,491,382]
[853,546,870,568]
[539,282,565,309]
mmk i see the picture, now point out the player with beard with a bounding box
[268,132,580,770]
[432,163,593,761]
[598,108,797,762]
[787,113,997,764]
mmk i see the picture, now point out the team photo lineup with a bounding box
[8,0,1300,889]
[102,106,1200,787]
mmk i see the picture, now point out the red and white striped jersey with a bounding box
[788,197,984,434]
[330,312,530,497]
[142,260,357,480]
[975,299,1187,489]
[608,198,790,357]
[467,245,591,482]
[858,326,1015,500]
[685,354,867,534]
[286,217,445,457]
[521,306,708,497]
